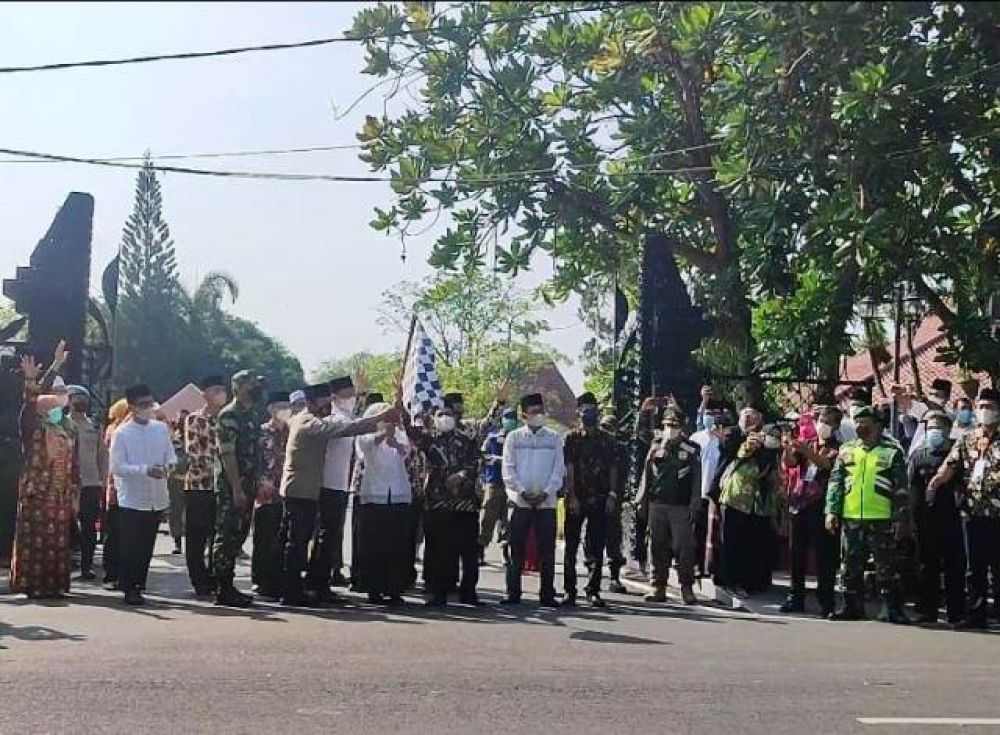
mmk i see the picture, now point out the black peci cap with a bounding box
[329,375,354,393]
[520,393,544,411]
[576,392,597,407]
[267,391,290,405]
[125,383,153,405]
[198,375,226,391]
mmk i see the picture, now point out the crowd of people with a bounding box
[5,340,1000,631]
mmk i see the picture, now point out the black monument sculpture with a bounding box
[0,192,95,559]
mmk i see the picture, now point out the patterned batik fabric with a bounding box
[947,428,1000,518]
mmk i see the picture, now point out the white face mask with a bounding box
[764,435,781,450]
[978,408,999,426]
[134,408,154,422]
[527,414,546,428]
[817,423,834,441]
[435,415,456,432]
[55,394,69,408]
[335,397,356,414]
[662,426,682,441]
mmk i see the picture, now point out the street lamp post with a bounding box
[859,283,926,438]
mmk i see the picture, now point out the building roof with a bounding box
[518,360,577,427]
[838,314,992,402]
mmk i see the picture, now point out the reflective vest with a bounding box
[840,441,898,520]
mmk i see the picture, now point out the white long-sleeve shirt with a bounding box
[110,419,176,511]
[502,425,565,509]
[689,429,721,500]
[355,431,412,505]
[322,405,356,491]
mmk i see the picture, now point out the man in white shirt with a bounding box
[109,384,177,606]
[501,393,565,607]
[306,375,357,596]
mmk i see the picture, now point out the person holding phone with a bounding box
[109,383,177,606]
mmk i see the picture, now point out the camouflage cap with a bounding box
[661,406,685,424]
[231,369,258,388]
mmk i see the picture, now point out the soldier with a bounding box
[562,392,618,608]
[929,387,1000,629]
[599,413,628,594]
[908,410,965,625]
[212,370,264,607]
[636,407,701,605]
[825,405,911,623]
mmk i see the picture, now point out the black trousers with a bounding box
[306,488,349,592]
[592,503,624,580]
[788,503,840,610]
[282,497,318,600]
[119,507,161,593]
[78,485,103,573]
[252,503,283,595]
[423,509,480,597]
[506,507,557,601]
[966,516,1000,622]
[103,505,121,583]
[631,512,649,565]
[184,492,216,591]
[350,493,363,590]
[693,498,709,577]
[915,502,966,621]
[718,506,773,594]
[565,504,607,598]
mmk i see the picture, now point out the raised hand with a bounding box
[20,354,40,381]
[52,339,69,368]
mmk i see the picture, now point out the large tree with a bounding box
[351,2,1000,396]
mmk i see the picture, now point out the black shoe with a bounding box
[830,600,866,621]
[499,596,522,606]
[539,598,561,609]
[876,602,910,625]
[779,596,805,614]
[953,616,988,631]
[257,587,281,601]
[607,580,627,594]
[562,594,577,608]
[331,572,349,588]
[819,605,834,619]
[311,588,342,605]
[587,593,606,609]
[171,545,183,555]
[123,588,145,606]
[215,587,253,608]
[79,569,97,581]
[915,612,939,625]
[103,579,121,591]
[367,592,386,605]
[281,594,320,608]
[459,593,485,607]
[426,594,448,607]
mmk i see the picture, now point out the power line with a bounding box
[0,143,364,165]
[0,4,611,75]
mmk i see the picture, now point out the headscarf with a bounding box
[107,398,131,430]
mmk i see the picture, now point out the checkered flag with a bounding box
[401,318,444,417]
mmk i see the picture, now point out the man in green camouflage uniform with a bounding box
[825,405,911,623]
[213,370,264,607]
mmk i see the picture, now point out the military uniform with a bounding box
[825,435,909,619]
[638,434,701,595]
[563,426,619,603]
[908,440,965,623]
[944,425,1000,624]
[213,398,261,595]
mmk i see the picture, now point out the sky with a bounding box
[0,2,590,390]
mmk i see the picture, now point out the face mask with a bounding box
[663,426,682,441]
[978,408,999,426]
[926,428,946,448]
[764,435,781,450]
[249,385,264,402]
[55,394,69,408]
[276,409,292,423]
[502,418,518,433]
[335,397,357,414]
[702,414,716,430]
[435,415,456,432]
[527,414,546,428]
[46,407,64,425]
[817,423,834,441]
[956,409,972,425]
[581,408,599,428]
[134,408,154,422]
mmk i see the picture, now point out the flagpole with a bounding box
[397,312,419,405]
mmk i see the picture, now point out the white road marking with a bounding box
[859,718,1000,726]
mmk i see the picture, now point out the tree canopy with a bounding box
[352,1,1000,393]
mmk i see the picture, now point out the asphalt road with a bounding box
[2,532,999,735]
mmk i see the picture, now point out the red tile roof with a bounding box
[837,315,992,401]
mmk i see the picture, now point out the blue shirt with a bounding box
[481,430,506,485]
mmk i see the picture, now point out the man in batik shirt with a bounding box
[253,391,289,599]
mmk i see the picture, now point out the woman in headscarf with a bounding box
[101,396,132,589]
[354,402,414,605]
[10,343,76,598]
